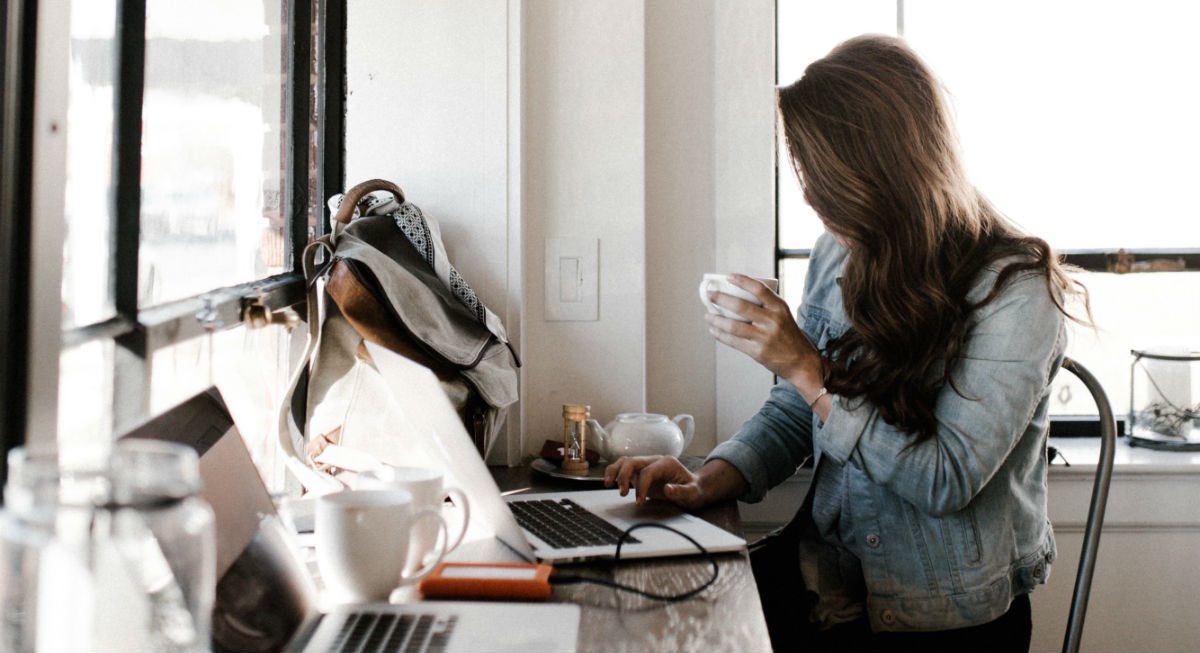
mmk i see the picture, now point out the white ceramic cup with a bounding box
[699,273,779,322]
[315,488,448,604]
[355,465,471,575]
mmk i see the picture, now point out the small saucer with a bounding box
[530,457,608,483]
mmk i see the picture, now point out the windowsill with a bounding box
[739,436,1200,532]
[1048,436,1200,475]
[738,436,1200,542]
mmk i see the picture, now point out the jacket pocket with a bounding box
[951,511,983,566]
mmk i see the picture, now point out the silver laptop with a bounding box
[123,387,580,653]
[355,341,747,566]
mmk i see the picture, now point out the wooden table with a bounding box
[489,461,772,653]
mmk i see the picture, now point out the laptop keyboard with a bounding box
[508,498,640,549]
[331,612,457,653]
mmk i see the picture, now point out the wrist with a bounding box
[694,459,747,504]
[783,367,825,404]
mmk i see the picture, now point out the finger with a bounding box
[704,312,748,343]
[612,457,651,495]
[604,458,634,488]
[603,460,621,486]
[633,457,677,506]
[608,456,662,501]
[728,273,778,302]
[706,290,763,324]
[705,311,764,342]
[727,275,793,323]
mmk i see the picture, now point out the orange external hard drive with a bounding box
[418,562,555,601]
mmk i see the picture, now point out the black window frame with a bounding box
[1,0,39,493]
[0,0,347,493]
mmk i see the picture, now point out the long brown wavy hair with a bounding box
[777,34,1090,441]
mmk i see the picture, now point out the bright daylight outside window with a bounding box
[776,0,1200,421]
[59,0,302,462]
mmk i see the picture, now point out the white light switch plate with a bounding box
[545,237,598,321]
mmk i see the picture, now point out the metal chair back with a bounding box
[1059,357,1117,653]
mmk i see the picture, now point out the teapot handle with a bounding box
[672,414,695,452]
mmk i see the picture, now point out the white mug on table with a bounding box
[699,273,779,322]
[355,465,471,575]
[315,488,448,603]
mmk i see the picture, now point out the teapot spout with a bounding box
[672,414,695,452]
[586,418,609,460]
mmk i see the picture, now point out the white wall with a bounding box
[709,0,778,441]
[345,1,511,320]
[344,0,518,461]
[520,1,648,454]
[345,0,776,462]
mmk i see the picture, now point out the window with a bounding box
[776,1,1200,424]
[1,0,346,487]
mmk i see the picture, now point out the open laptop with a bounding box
[331,341,747,566]
[122,387,579,653]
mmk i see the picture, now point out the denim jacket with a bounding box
[709,232,1066,632]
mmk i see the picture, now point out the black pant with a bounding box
[750,493,1031,653]
[807,593,1032,653]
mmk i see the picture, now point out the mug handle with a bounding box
[442,487,471,553]
[397,508,448,584]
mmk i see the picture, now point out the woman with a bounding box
[605,34,1089,652]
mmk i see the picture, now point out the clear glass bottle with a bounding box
[0,439,215,652]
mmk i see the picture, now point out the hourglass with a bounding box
[561,404,591,473]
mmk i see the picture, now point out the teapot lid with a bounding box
[615,412,667,422]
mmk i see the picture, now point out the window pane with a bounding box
[777,2,1200,420]
[903,0,1200,249]
[63,1,118,329]
[139,0,287,307]
[778,257,810,314]
[776,1,898,251]
[58,341,115,448]
[901,1,1200,413]
[149,322,295,489]
[1059,272,1200,417]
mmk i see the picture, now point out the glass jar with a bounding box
[1128,348,1200,451]
[0,438,215,652]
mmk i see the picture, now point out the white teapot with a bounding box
[588,412,695,460]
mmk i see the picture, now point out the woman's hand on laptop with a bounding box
[605,456,702,508]
[604,457,746,511]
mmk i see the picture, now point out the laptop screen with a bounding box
[121,387,318,652]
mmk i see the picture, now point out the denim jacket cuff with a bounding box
[814,396,869,465]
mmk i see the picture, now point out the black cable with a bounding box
[548,522,720,602]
